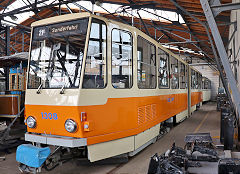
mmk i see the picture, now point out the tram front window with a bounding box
[28,18,89,89]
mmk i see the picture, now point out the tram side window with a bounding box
[198,74,202,89]
[170,56,179,89]
[137,36,156,89]
[202,78,205,89]
[112,29,132,88]
[204,79,211,89]
[83,19,107,88]
[191,70,197,89]
[180,62,186,89]
[158,48,169,88]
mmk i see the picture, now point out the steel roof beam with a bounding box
[161,40,208,44]
[211,0,240,17]
[173,0,202,49]
[170,0,234,112]
[0,0,80,18]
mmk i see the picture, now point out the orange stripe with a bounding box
[26,93,188,145]
[191,92,203,106]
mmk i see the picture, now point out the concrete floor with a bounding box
[0,102,220,174]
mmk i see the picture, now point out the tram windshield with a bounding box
[27,18,89,89]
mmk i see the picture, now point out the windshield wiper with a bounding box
[36,83,43,94]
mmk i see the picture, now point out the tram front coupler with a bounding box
[16,144,51,173]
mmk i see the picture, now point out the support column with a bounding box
[5,26,10,91]
[200,0,240,119]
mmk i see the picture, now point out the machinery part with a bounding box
[147,153,186,174]
[189,155,218,162]
[224,115,234,150]
[184,133,212,144]
[218,158,240,174]
[184,133,219,161]
[147,154,160,174]
[184,132,216,151]
[0,107,25,144]
[43,146,86,171]
[18,163,37,174]
[220,106,232,144]
[192,145,217,156]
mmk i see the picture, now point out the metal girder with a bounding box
[168,0,233,108]
[2,19,31,31]
[201,0,240,118]
[210,0,240,17]
[136,11,150,36]
[94,4,131,25]
[161,40,208,44]
[225,22,237,51]
[0,0,80,18]
[173,0,202,48]
[5,26,10,56]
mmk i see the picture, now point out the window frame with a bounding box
[191,69,197,89]
[111,28,133,89]
[198,73,202,89]
[82,18,108,89]
[28,18,89,89]
[180,61,186,89]
[158,48,170,89]
[170,56,179,89]
[137,35,157,89]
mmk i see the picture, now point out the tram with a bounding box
[202,77,211,102]
[16,12,208,171]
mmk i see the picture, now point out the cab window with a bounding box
[83,19,107,88]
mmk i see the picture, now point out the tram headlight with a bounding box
[65,119,77,133]
[26,116,36,128]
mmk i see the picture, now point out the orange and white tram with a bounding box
[16,12,205,170]
[202,77,211,102]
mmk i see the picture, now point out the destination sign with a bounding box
[33,18,89,40]
[50,24,79,34]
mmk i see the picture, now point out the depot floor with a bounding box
[0,102,220,174]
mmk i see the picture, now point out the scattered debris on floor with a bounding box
[147,132,240,174]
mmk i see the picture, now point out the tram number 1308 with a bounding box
[41,112,58,120]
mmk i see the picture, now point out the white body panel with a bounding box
[176,109,188,123]
[202,89,211,102]
[87,123,160,162]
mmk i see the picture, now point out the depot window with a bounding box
[170,56,179,89]
[111,29,133,89]
[180,62,186,89]
[158,48,169,88]
[82,19,107,89]
[137,36,156,89]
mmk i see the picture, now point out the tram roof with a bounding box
[0,0,231,67]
